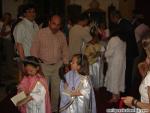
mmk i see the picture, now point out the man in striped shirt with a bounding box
[31,14,69,113]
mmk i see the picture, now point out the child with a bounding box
[104,30,126,102]
[17,56,51,113]
[85,25,105,89]
[59,54,97,113]
[98,22,110,48]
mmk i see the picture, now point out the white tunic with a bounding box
[13,18,39,56]
[139,71,150,103]
[0,21,11,40]
[27,81,46,113]
[104,36,126,94]
[60,71,97,113]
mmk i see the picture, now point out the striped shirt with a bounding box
[31,27,69,64]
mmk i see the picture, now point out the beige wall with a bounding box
[2,0,135,19]
[69,0,135,18]
[119,0,135,19]
[2,0,24,18]
[69,0,119,12]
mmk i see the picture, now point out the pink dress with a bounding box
[17,74,51,113]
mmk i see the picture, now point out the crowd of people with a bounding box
[1,2,150,113]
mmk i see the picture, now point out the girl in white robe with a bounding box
[59,54,97,113]
[17,56,51,113]
[85,26,105,89]
[104,35,126,102]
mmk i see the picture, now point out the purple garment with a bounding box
[59,70,97,113]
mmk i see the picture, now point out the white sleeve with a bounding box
[13,24,25,44]
[80,77,91,99]
[30,81,46,103]
[105,37,119,58]
[144,72,150,87]
[100,46,105,52]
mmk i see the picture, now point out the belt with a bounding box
[49,63,56,65]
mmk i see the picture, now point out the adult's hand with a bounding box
[121,96,134,107]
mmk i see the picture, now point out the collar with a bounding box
[76,24,83,28]
[47,27,60,35]
[23,18,36,27]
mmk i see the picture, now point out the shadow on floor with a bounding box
[0,87,125,113]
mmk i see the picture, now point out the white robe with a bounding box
[60,71,97,113]
[27,81,46,113]
[104,36,126,94]
[89,57,104,89]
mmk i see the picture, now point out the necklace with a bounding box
[72,71,75,90]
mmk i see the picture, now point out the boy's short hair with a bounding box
[22,3,37,14]
[110,10,121,18]
[78,12,89,22]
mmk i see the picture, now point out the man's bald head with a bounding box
[48,14,61,34]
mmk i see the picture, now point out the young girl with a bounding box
[59,54,97,113]
[85,25,105,89]
[17,56,51,113]
[104,30,126,102]
[98,22,110,48]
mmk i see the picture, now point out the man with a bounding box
[69,13,92,58]
[31,14,69,113]
[110,10,138,95]
[13,3,39,60]
[0,12,14,64]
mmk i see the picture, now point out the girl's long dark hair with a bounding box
[23,56,43,76]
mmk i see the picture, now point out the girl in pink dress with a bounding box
[17,56,51,113]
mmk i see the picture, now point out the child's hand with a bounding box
[16,97,28,106]
[71,90,82,97]
[64,83,68,89]
[17,89,23,93]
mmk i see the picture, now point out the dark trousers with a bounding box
[125,58,134,95]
